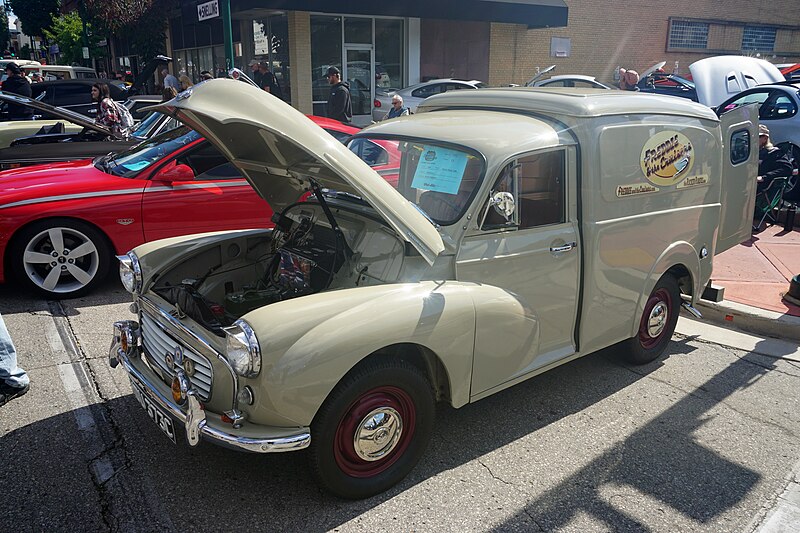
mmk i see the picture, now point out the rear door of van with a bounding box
[716,104,758,254]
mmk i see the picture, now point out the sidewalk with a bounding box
[694,223,800,342]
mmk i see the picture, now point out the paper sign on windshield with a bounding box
[411,145,468,195]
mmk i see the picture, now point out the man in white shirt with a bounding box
[162,68,180,91]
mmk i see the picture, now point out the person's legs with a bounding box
[0,312,29,389]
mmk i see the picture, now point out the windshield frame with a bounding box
[349,133,487,226]
[101,125,201,178]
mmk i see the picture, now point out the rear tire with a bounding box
[621,274,681,365]
[309,358,435,499]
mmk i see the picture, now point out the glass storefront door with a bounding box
[345,47,373,126]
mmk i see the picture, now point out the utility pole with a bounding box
[78,0,91,67]
[222,0,233,69]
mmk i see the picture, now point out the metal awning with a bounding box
[228,0,568,29]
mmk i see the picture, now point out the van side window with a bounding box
[482,150,566,229]
[730,130,751,165]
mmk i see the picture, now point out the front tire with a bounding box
[309,358,435,499]
[11,219,111,299]
[621,274,681,365]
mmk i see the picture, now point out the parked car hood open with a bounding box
[640,61,667,79]
[689,56,785,107]
[0,91,116,138]
[152,79,445,264]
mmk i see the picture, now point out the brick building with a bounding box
[162,0,800,124]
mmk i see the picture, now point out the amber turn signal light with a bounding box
[171,377,184,404]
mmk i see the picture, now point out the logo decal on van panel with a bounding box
[616,183,659,197]
[640,131,694,186]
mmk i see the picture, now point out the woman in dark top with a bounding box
[3,63,32,119]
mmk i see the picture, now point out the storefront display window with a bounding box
[251,14,291,103]
[311,15,343,114]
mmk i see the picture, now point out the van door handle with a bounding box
[550,242,576,253]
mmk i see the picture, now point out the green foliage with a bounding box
[19,43,30,60]
[43,12,105,64]
[85,0,174,60]
[0,9,10,52]
[9,0,59,37]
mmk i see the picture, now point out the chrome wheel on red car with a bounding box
[12,219,111,298]
[309,358,434,499]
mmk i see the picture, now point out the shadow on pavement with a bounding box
[0,337,773,531]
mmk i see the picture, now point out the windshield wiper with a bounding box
[411,202,440,229]
[94,153,114,173]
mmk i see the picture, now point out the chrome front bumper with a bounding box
[109,320,310,453]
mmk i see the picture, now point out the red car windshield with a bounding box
[104,126,201,178]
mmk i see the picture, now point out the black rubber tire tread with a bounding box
[308,357,435,499]
[10,218,112,299]
[620,274,681,365]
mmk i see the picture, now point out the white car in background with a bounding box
[372,78,487,121]
[532,74,614,89]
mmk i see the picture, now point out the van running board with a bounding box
[681,301,703,319]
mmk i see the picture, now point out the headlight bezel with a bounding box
[224,320,261,378]
[118,252,143,294]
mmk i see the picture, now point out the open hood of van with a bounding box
[689,56,785,107]
[0,91,115,137]
[152,79,445,264]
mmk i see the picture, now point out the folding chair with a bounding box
[753,176,789,231]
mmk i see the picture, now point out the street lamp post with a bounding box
[222,0,233,70]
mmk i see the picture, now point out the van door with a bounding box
[716,105,758,254]
[456,147,580,397]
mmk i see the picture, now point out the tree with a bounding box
[44,12,104,65]
[0,6,10,53]
[85,0,174,60]
[9,0,59,37]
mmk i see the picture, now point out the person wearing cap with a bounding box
[3,63,32,119]
[757,124,792,192]
[249,59,265,89]
[325,66,352,124]
[257,61,283,99]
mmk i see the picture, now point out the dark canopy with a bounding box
[228,0,568,28]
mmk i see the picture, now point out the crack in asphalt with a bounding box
[478,459,513,486]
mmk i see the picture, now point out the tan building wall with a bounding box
[288,11,313,114]
[489,0,800,87]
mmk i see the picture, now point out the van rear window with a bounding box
[730,130,751,165]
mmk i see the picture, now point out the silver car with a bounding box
[716,83,800,172]
[532,75,613,89]
[372,78,487,121]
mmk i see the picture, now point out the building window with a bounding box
[742,26,777,52]
[668,20,709,49]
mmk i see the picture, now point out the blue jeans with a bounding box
[0,312,28,388]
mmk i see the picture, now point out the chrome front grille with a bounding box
[140,311,213,401]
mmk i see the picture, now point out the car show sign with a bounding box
[197,0,220,21]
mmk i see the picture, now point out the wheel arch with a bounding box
[630,241,701,338]
[4,215,117,284]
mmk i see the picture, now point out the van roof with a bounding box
[417,87,719,122]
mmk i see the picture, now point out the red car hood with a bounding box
[0,159,142,210]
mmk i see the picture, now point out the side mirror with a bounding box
[490,191,515,219]
[153,160,194,182]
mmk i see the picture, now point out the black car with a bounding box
[633,61,698,101]
[0,92,180,169]
[30,78,130,118]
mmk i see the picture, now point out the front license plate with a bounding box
[130,378,177,444]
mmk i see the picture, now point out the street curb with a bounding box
[691,299,800,343]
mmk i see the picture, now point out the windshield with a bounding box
[130,111,181,140]
[350,137,484,225]
[106,126,200,178]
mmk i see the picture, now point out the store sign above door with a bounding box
[197,0,219,21]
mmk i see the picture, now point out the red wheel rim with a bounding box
[638,288,672,350]
[333,386,416,478]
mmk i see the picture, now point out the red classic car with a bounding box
[0,116,397,298]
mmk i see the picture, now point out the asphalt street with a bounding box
[2,279,800,532]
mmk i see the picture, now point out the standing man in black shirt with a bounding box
[325,66,352,124]
[3,63,32,119]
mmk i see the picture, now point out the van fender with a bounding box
[250,281,479,426]
[630,241,700,338]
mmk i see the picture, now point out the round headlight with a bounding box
[224,321,261,378]
[118,252,142,294]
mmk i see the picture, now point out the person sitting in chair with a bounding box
[757,124,792,192]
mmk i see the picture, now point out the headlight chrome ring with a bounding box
[118,252,142,294]
[224,320,261,378]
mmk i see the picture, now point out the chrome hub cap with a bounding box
[646,301,668,338]
[353,407,403,462]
